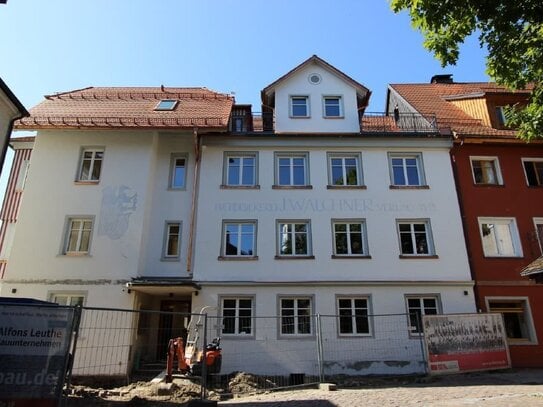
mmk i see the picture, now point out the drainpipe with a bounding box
[186,127,201,274]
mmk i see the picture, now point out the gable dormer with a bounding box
[261,55,370,134]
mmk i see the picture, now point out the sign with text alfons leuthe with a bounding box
[0,304,76,407]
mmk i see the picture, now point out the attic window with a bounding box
[155,99,178,111]
[308,73,321,85]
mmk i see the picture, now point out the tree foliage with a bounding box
[391,0,543,140]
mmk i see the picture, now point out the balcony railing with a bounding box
[228,111,438,134]
[360,112,438,133]
[230,112,274,133]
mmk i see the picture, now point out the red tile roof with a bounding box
[389,83,532,139]
[360,116,402,132]
[16,87,234,130]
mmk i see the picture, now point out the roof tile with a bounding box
[16,87,234,130]
[390,82,532,138]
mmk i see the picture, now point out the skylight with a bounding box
[155,99,178,111]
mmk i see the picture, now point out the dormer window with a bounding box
[323,96,343,118]
[290,96,309,118]
[495,106,506,126]
[155,99,178,111]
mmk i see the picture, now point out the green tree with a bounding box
[391,0,543,140]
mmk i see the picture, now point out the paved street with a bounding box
[219,369,543,406]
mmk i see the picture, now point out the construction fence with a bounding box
[67,306,427,392]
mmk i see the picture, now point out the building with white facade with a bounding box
[0,56,476,377]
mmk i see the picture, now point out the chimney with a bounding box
[430,74,453,84]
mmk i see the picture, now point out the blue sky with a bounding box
[0,0,489,190]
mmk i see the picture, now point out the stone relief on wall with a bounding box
[98,186,137,240]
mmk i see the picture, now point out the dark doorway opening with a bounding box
[156,300,191,360]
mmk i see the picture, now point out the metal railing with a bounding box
[361,112,438,133]
[229,111,438,134]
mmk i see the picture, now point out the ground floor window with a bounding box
[50,293,85,306]
[221,297,253,336]
[280,297,312,336]
[405,295,440,335]
[337,297,371,336]
[487,298,536,343]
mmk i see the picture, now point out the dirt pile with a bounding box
[227,372,278,394]
[67,378,220,406]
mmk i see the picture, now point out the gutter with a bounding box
[186,127,201,274]
[0,78,29,176]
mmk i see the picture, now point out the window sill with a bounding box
[289,116,311,119]
[74,180,100,185]
[399,255,439,259]
[167,187,187,191]
[331,255,372,259]
[61,253,91,258]
[218,256,259,261]
[527,185,543,188]
[220,185,260,190]
[161,257,181,262]
[507,339,538,346]
[327,185,367,190]
[323,116,345,119]
[473,183,505,187]
[338,334,372,338]
[482,255,523,259]
[272,185,313,190]
[275,255,315,260]
[389,185,429,190]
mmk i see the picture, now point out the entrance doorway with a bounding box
[156,300,191,360]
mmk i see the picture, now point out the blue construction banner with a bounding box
[0,303,76,407]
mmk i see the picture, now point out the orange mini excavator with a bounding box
[165,309,222,382]
[165,336,221,382]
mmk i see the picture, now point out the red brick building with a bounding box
[389,77,543,367]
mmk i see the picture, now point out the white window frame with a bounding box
[470,156,503,185]
[336,296,372,337]
[521,158,543,187]
[77,148,104,182]
[405,295,441,336]
[327,153,363,186]
[388,152,425,186]
[290,96,310,118]
[396,219,435,256]
[486,296,538,345]
[279,296,313,337]
[478,217,523,257]
[274,152,310,187]
[169,153,188,190]
[276,220,312,257]
[63,216,94,255]
[533,218,543,254]
[223,152,258,187]
[220,296,254,337]
[332,219,368,257]
[155,99,178,111]
[323,96,343,118]
[49,292,86,306]
[162,221,182,260]
[221,220,257,258]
